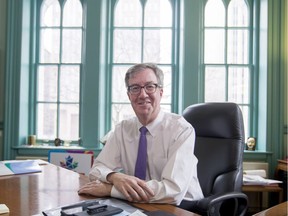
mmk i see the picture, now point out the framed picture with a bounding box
[246,137,256,151]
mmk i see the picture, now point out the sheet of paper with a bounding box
[129,210,148,216]
[0,160,42,176]
[3,160,42,175]
[0,204,10,214]
[0,162,14,176]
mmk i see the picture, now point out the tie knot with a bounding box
[139,126,148,135]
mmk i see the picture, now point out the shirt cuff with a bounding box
[111,186,126,200]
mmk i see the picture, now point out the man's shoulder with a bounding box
[163,112,192,128]
[163,112,187,121]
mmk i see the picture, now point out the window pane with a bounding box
[113,29,141,63]
[144,0,172,27]
[205,67,226,102]
[160,66,172,104]
[239,105,249,139]
[37,66,58,102]
[63,0,83,27]
[112,104,135,129]
[114,0,142,27]
[227,29,248,64]
[59,104,79,140]
[143,29,172,64]
[41,0,60,27]
[37,103,57,139]
[112,66,130,103]
[204,29,225,63]
[62,29,82,63]
[228,67,249,103]
[40,29,60,63]
[205,0,225,27]
[59,66,80,102]
[228,0,248,27]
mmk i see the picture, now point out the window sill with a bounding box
[244,150,273,161]
[13,145,103,151]
[13,145,85,150]
[244,150,273,154]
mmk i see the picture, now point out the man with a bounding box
[78,63,203,205]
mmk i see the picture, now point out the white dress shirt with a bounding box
[89,111,204,205]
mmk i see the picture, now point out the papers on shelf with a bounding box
[243,174,282,185]
[0,160,42,176]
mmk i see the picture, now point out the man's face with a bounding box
[127,68,163,125]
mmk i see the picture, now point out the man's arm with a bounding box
[78,180,112,197]
[107,172,154,202]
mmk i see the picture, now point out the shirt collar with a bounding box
[137,110,164,137]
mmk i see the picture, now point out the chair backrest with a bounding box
[183,102,245,196]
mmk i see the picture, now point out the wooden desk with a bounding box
[252,201,287,216]
[275,159,288,174]
[0,163,198,216]
[242,185,283,210]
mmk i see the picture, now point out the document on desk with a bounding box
[42,199,133,216]
[0,160,42,176]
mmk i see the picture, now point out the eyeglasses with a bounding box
[127,83,162,95]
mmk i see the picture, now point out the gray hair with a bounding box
[125,63,164,87]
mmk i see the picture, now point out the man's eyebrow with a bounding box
[129,82,156,86]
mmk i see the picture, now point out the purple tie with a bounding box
[135,126,148,180]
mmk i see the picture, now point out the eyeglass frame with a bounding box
[127,83,162,95]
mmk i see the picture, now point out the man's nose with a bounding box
[138,87,148,97]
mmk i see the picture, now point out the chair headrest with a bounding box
[183,102,244,139]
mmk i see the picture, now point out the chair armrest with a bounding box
[194,192,248,216]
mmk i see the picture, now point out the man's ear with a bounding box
[160,88,163,97]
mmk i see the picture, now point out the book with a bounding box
[0,160,42,176]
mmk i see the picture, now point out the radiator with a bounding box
[243,162,269,173]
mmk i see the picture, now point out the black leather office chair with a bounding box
[179,102,248,216]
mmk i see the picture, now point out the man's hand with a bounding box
[78,180,112,197]
[107,172,154,202]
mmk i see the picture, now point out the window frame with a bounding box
[202,0,255,142]
[34,0,83,144]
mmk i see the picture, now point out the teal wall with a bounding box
[0,0,7,158]
[0,0,6,123]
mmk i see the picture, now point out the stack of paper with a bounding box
[243,174,282,185]
[0,160,42,176]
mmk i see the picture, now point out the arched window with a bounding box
[36,0,83,142]
[204,0,251,139]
